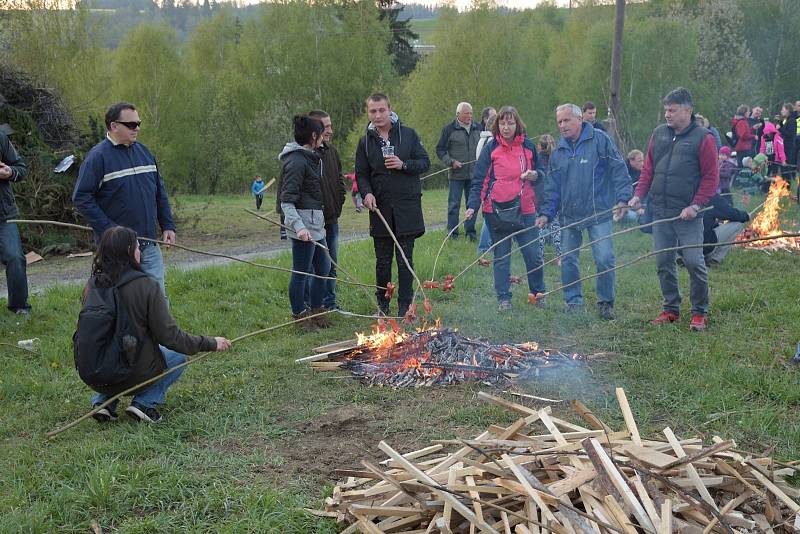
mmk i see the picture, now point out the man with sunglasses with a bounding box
[73,102,176,293]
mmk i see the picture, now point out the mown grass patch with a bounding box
[2,194,800,532]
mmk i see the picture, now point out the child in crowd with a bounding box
[345,172,363,212]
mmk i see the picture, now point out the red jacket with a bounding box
[472,135,540,215]
[731,117,755,152]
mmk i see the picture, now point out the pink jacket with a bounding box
[760,122,786,163]
[476,135,538,215]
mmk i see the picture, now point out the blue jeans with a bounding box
[289,237,330,315]
[448,180,476,238]
[477,218,493,253]
[485,213,544,303]
[91,347,186,409]
[138,242,165,294]
[322,223,339,308]
[0,222,29,312]
[560,220,616,305]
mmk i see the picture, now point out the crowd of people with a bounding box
[4,89,800,424]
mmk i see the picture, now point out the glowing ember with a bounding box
[739,177,800,251]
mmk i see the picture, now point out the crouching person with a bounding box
[74,226,231,423]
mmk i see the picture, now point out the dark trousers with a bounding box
[255,194,264,210]
[373,236,415,312]
[447,180,476,238]
[0,222,30,312]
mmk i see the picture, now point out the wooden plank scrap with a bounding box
[663,427,718,511]
[583,438,656,532]
[614,388,642,447]
[378,441,502,534]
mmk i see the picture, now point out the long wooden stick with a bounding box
[44,310,335,439]
[373,208,428,303]
[517,208,711,279]
[9,219,382,290]
[245,208,383,313]
[534,231,800,301]
[452,205,620,282]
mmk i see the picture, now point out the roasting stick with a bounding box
[429,216,469,281]
[9,219,382,290]
[245,208,383,315]
[451,205,621,283]
[44,310,336,439]
[518,208,712,281]
[418,159,477,182]
[530,231,800,304]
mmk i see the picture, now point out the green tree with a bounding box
[377,0,420,77]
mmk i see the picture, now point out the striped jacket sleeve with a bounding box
[73,151,116,234]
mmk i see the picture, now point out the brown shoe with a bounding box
[308,308,332,328]
[292,310,318,330]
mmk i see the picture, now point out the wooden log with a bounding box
[571,399,612,433]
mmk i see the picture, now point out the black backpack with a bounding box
[73,270,147,389]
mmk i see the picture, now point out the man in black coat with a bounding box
[0,131,30,316]
[355,93,431,317]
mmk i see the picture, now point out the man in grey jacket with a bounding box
[436,102,482,241]
[0,131,30,316]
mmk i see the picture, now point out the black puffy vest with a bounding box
[649,122,709,218]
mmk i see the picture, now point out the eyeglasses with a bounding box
[115,120,141,130]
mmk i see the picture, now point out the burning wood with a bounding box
[308,323,586,388]
[738,177,800,251]
[315,389,800,533]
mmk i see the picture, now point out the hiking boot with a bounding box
[308,308,332,328]
[398,304,409,318]
[598,302,616,320]
[14,308,30,320]
[564,303,584,314]
[498,300,512,312]
[651,311,680,325]
[126,402,162,423]
[689,314,707,331]
[92,404,118,423]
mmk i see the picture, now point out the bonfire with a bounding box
[738,177,800,251]
[302,320,588,388]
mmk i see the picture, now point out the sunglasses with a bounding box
[115,120,141,130]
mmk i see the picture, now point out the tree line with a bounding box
[1,0,799,196]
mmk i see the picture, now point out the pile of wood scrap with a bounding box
[311,388,800,533]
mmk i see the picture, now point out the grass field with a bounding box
[171,187,451,249]
[2,192,800,532]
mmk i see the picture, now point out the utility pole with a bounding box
[609,0,625,148]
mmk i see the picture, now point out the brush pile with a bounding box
[306,328,587,388]
[311,389,800,533]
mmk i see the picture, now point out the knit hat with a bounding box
[719,146,732,157]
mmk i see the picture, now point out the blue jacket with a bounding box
[252,179,265,195]
[539,123,631,230]
[73,136,176,243]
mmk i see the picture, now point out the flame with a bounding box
[741,177,800,251]
[750,177,789,236]
[356,323,409,351]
